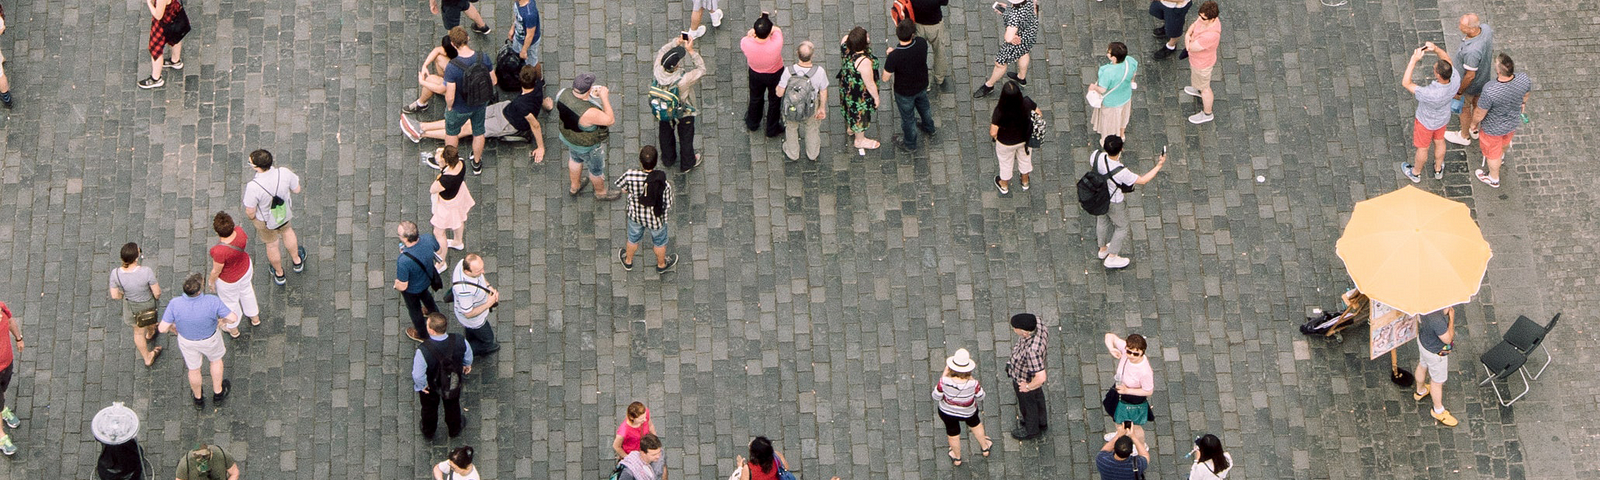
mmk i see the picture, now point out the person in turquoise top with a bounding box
[1089,42,1139,142]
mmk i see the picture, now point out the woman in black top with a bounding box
[989,81,1039,194]
[429,145,477,252]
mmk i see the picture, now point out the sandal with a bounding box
[948,449,961,466]
[144,346,164,366]
[227,328,241,339]
[250,317,261,326]
[855,139,881,150]
[980,438,994,457]
[570,177,590,197]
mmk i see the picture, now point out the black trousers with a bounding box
[0,365,11,411]
[658,116,697,170]
[464,322,499,355]
[418,390,464,437]
[746,69,784,136]
[1015,383,1048,435]
[402,290,439,335]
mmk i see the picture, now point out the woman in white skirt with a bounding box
[1090,42,1139,143]
[430,145,476,253]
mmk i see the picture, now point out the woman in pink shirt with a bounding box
[740,13,786,137]
[1105,333,1155,441]
[1183,1,1221,124]
[611,402,659,459]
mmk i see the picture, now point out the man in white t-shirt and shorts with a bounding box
[242,149,304,286]
[1093,136,1166,270]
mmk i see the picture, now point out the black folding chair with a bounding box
[1478,340,1531,407]
[1503,313,1558,379]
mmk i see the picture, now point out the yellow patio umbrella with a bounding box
[1335,185,1493,315]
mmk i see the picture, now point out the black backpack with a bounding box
[495,43,525,92]
[421,335,467,400]
[451,54,496,107]
[1077,150,1131,216]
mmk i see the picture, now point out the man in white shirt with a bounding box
[242,149,305,286]
[451,253,500,355]
[1094,136,1166,269]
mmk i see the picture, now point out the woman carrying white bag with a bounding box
[1087,42,1139,143]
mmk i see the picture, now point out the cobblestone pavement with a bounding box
[0,0,1596,478]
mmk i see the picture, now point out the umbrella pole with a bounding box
[1390,350,1415,387]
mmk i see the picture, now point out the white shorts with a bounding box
[216,265,259,326]
[1417,341,1449,383]
[178,331,227,370]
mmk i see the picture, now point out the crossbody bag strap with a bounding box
[219,240,247,254]
[401,252,437,281]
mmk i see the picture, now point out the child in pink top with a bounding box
[612,402,658,459]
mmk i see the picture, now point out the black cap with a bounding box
[662,46,686,71]
[1010,313,1037,331]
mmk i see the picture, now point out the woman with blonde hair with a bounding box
[932,348,991,466]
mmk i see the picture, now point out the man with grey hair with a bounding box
[394,221,445,342]
[775,40,829,161]
[1444,13,1493,146]
[450,253,501,355]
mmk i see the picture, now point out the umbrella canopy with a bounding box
[1335,186,1492,315]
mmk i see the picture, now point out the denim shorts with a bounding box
[445,106,487,137]
[569,144,606,177]
[626,218,669,247]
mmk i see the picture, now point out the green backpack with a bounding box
[648,81,694,122]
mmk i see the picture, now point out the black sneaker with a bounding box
[471,160,483,176]
[137,77,165,89]
[1152,27,1167,38]
[656,254,679,274]
[1006,72,1027,86]
[193,396,205,409]
[163,58,184,70]
[293,246,306,273]
[619,249,634,271]
[1178,49,1189,60]
[213,379,231,403]
[893,136,915,153]
[972,84,994,99]
[471,23,492,35]
[994,176,1009,195]
[681,154,701,173]
[1153,46,1175,60]
[273,271,286,286]
[401,102,427,115]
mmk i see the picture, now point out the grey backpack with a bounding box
[781,65,820,123]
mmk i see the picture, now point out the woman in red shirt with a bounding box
[207,212,259,336]
[733,436,789,480]
[611,402,659,459]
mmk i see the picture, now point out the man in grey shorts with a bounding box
[159,274,237,409]
[405,100,521,143]
[1413,306,1458,427]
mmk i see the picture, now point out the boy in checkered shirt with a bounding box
[615,147,679,274]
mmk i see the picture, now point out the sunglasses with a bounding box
[1125,350,1144,357]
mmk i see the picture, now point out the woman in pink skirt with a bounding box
[430,145,476,252]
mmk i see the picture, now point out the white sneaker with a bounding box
[1097,247,1109,259]
[1469,128,1480,140]
[1103,432,1117,441]
[1104,256,1131,269]
[710,8,724,27]
[689,25,707,39]
[1188,111,1214,124]
[1183,86,1201,97]
[1443,131,1471,146]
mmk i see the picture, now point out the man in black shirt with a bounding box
[909,0,950,89]
[501,65,554,163]
[882,20,936,152]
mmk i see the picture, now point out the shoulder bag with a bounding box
[1086,61,1132,108]
[115,269,160,327]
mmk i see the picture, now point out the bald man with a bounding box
[1444,14,1493,146]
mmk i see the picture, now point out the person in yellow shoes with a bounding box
[1413,306,1459,427]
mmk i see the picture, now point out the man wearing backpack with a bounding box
[775,41,829,161]
[1084,136,1165,270]
[242,149,304,286]
[882,20,936,153]
[442,27,498,175]
[652,35,706,173]
[411,313,474,439]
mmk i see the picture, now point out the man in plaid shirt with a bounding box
[1007,313,1049,440]
[615,146,679,274]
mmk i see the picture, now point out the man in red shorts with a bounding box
[1471,54,1534,188]
[1399,43,1457,183]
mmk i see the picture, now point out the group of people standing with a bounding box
[1400,13,1533,190]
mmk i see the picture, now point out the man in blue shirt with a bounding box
[1413,307,1459,427]
[412,313,473,438]
[394,221,444,342]
[507,0,541,67]
[1095,430,1149,480]
[159,274,238,408]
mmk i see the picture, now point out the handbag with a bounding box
[1102,385,1120,417]
[1086,61,1133,109]
[115,270,161,327]
[775,456,797,480]
[1027,108,1047,148]
[162,8,192,43]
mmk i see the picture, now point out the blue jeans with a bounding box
[567,143,606,177]
[894,91,936,149]
[626,218,669,247]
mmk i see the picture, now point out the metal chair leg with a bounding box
[1481,364,1532,407]
[1529,343,1552,380]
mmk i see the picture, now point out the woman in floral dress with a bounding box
[838,26,881,150]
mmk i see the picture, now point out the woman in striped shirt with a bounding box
[932,348,991,466]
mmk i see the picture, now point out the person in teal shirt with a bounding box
[1090,42,1139,142]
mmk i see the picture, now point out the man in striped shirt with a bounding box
[1007,313,1049,440]
[615,147,679,274]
